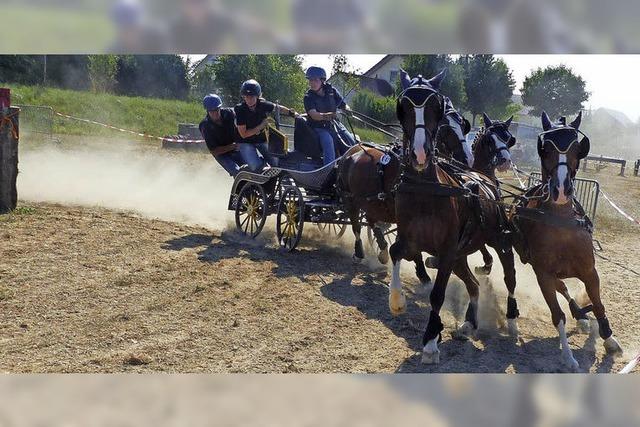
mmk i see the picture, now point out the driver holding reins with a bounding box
[303,66,356,165]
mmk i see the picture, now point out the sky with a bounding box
[187,54,640,122]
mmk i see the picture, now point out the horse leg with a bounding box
[495,247,519,337]
[452,257,480,340]
[372,222,390,264]
[554,280,592,334]
[422,254,455,365]
[347,206,364,264]
[414,252,433,296]
[388,239,408,316]
[580,267,623,356]
[537,273,580,372]
[474,245,494,276]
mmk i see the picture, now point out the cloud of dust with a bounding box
[17,141,235,230]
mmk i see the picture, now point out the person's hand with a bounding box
[325,112,336,121]
[288,109,297,118]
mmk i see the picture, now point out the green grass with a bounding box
[5,83,203,138]
[352,125,395,145]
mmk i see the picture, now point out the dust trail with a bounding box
[18,141,234,230]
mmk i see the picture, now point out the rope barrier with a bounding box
[619,352,640,374]
[54,111,205,143]
[598,188,640,226]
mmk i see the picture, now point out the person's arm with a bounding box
[236,120,269,139]
[276,104,298,117]
[307,109,336,122]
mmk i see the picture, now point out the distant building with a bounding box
[361,54,406,88]
[192,55,218,74]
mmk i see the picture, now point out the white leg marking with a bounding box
[413,107,427,165]
[389,260,406,316]
[457,296,478,339]
[557,320,580,371]
[422,338,440,364]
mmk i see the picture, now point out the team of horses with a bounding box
[336,69,623,371]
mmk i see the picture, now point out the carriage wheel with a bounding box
[235,183,267,238]
[366,225,397,251]
[316,222,347,239]
[276,187,305,251]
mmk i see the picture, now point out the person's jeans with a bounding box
[239,142,278,172]
[314,128,336,165]
[215,151,245,177]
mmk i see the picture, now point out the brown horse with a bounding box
[389,70,523,364]
[511,111,623,371]
[336,76,473,290]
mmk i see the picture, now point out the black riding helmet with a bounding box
[240,79,262,97]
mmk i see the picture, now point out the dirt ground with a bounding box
[0,138,639,373]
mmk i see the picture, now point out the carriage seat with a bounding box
[282,160,339,193]
[293,116,323,160]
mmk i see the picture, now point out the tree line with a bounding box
[0,54,590,125]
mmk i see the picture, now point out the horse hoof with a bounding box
[352,254,363,264]
[604,336,623,356]
[453,321,475,341]
[377,249,390,265]
[425,257,439,269]
[474,265,491,276]
[577,319,591,334]
[421,349,440,365]
[389,289,406,316]
[507,319,519,338]
[561,351,580,372]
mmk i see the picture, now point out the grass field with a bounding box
[5,84,203,138]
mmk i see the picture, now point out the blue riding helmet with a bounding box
[203,94,222,111]
[240,79,262,97]
[305,66,327,80]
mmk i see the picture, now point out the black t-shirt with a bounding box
[234,99,275,144]
[199,108,238,153]
[303,84,346,128]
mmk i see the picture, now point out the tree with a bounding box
[521,65,590,119]
[190,63,218,102]
[401,55,467,108]
[328,54,360,98]
[88,55,118,93]
[115,55,190,100]
[459,55,515,126]
[211,55,307,110]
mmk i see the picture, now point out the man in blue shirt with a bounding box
[199,94,245,177]
[303,66,356,165]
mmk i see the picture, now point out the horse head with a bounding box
[537,111,590,205]
[472,113,516,174]
[396,68,447,172]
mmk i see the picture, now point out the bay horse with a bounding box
[336,70,473,291]
[389,70,522,364]
[511,111,623,371]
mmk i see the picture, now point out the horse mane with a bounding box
[471,126,489,151]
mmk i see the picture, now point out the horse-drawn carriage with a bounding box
[227,111,393,251]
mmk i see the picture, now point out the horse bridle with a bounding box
[397,84,446,163]
[483,124,514,167]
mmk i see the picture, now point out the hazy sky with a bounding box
[301,54,640,122]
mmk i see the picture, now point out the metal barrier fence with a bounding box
[528,172,600,224]
[14,104,54,140]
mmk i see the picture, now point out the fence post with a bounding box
[0,88,19,213]
[620,160,626,176]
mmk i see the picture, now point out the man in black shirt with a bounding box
[199,94,245,177]
[235,79,297,172]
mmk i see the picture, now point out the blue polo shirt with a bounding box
[303,84,346,128]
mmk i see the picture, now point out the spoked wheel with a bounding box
[235,183,267,238]
[316,221,347,239]
[366,224,397,251]
[276,187,305,251]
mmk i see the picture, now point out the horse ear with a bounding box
[462,118,471,135]
[399,68,411,90]
[541,111,552,131]
[570,111,582,130]
[504,115,513,128]
[428,68,447,90]
[482,112,492,127]
[537,135,545,158]
[578,135,590,160]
